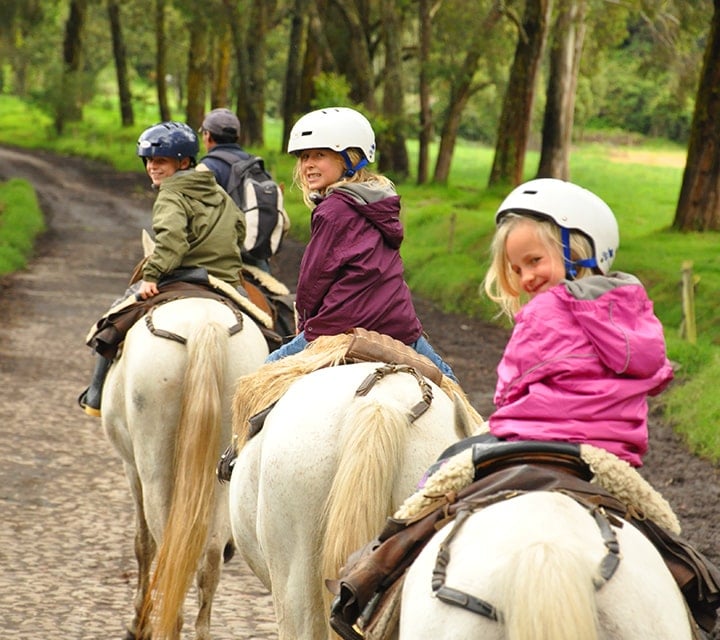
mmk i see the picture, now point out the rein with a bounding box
[355,363,434,422]
[430,492,622,622]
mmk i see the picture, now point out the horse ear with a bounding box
[452,392,487,439]
[453,392,473,440]
[141,229,155,258]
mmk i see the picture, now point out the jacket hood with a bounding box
[558,272,669,379]
[159,169,225,207]
[330,182,403,248]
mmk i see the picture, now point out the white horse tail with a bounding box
[320,396,408,612]
[496,541,599,640]
[143,321,228,638]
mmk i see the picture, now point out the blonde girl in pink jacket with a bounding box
[483,178,673,467]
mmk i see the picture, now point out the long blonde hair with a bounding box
[483,213,595,319]
[292,148,393,208]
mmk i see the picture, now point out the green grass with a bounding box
[1,93,718,463]
[0,178,46,275]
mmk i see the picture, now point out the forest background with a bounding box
[1,0,720,462]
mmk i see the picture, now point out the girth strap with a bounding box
[144,297,245,344]
[432,508,501,621]
[355,363,433,422]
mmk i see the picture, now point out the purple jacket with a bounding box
[489,273,674,467]
[295,183,422,343]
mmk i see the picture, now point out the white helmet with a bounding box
[496,178,619,276]
[287,107,376,167]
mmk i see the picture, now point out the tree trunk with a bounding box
[300,0,334,110]
[327,0,376,110]
[155,0,171,122]
[378,0,408,178]
[221,0,250,142]
[673,0,720,231]
[185,19,209,130]
[417,0,432,185]
[282,0,310,151]
[210,24,233,109]
[55,0,88,134]
[488,0,552,187]
[107,0,134,127]
[243,0,269,146]
[434,5,502,184]
[537,0,587,180]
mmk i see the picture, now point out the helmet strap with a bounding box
[340,150,368,177]
[561,227,598,280]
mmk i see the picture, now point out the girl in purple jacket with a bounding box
[265,107,456,381]
[483,178,673,466]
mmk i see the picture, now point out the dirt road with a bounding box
[0,145,717,638]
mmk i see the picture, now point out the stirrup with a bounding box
[77,389,102,418]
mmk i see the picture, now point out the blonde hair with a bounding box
[483,213,595,319]
[292,148,393,208]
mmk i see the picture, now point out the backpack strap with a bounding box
[205,148,268,178]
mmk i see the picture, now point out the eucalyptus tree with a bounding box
[488,0,552,187]
[56,0,89,133]
[537,0,587,180]
[107,0,133,126]
[674,0,720,231]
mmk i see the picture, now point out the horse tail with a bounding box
[143,321,228,638]
[497,541,599,640]
[319,396,408,611]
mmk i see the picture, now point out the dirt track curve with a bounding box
[0,145,717,638]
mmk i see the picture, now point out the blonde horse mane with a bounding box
[142,321,228,637]
[231,333,483,448]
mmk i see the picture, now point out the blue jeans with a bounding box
[265,332,309,362]
[265,331,458,382]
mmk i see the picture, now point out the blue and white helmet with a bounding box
[496,178,619,277]
[137,121,199,161]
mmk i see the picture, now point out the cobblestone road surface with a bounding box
[0,147,278,639]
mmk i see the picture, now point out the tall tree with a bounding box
[56,0,88,134]
[107,0,134,127]
[282,0,310,150]
[673,0,720,231]
[209,21,233,109]
[155,0,171,121]
[488,0,552,187]
[223,0,273,146]
[184,13,209,129]
[323,0,377,110]
[537,0,587,180]
[416,0,433,185]
[433,4,502,184]
[378,0,408,177]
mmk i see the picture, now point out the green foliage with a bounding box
[0,178,46,275]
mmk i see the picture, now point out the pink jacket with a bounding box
[489,273,674,466]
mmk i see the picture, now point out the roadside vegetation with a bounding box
[0,93,717,463]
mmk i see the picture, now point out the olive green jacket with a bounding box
[142,169,246,287]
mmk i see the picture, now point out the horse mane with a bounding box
[231,333,484,447]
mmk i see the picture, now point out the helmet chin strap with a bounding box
[562,227,598,280]
[340,150,368,177]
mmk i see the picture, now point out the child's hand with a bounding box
[138,280,159,299]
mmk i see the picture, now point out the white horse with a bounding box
[227,359,481,640]
[101,296,269,639]
[399,490,695,640]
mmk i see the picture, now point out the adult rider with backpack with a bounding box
[197,108,287,273]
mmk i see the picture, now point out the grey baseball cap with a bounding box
[201,108,240,137]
